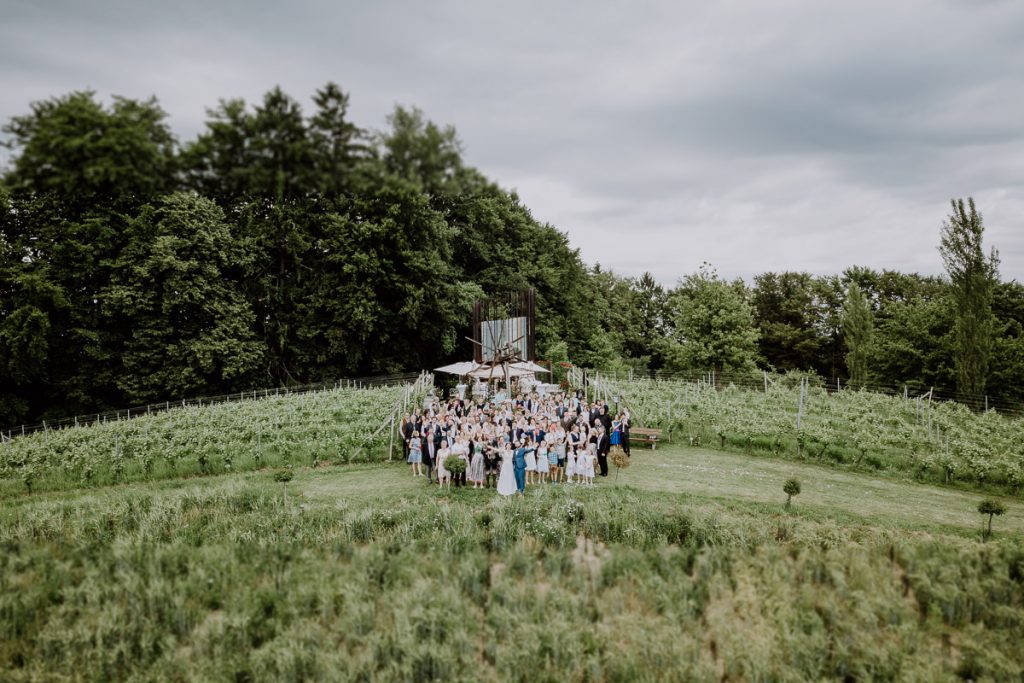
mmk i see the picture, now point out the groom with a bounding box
[513,440,527,495]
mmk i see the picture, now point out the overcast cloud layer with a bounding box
[2,0,1023,283]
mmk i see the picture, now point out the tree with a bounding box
[103,193,263,402]
[783,478,801,508]
[841,282,873,386]
[308,82,368,198]
[939,198,999,401]
[2,91,176,214]
[378,105,463,196]
[977,498,1006,541]
[752,272,831,374]
[663,264,760,375]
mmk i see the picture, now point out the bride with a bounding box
[496,442,516,497]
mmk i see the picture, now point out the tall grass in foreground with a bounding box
[2,478,1022,681]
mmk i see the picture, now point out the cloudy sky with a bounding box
[3,0,1023,283]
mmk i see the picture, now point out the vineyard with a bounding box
[0,377,431,497]
[598,373,1024,494]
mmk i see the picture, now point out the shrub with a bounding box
[978,498,1006,541]
[609,448,630,481]
[783,478,801,508]
[444,455,467,475]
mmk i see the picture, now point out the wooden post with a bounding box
[796,380,805,429]
[388,411,395,461]
[764,371,768,394]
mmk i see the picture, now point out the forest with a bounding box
[2,84,1023,427]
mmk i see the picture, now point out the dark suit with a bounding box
[423,430,437,481]
[401,420,414,458]
[513,447,528,492]
[595,432,609,476]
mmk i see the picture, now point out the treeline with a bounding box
[1,85,1022,426]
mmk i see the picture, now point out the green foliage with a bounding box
[443,455,467,475]
[842,282,873,386]
[104,193,263,402]
[783,478,801,507]
[940,197,999,400]
[2,91,175,211]
[0,383,424,495]
[978,498,1007,541]
[663,264,760,374]
[752,271,839,375]
[606,373,1024,495]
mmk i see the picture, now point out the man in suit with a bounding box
[400,414,414,460]
[599,406,612,435]
[594,426,609,477]
[513,440,528,495]
[423,421,437,483]
[621,410,631,456]
[588,403,601,428]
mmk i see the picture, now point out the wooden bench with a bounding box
[628,427,663,450]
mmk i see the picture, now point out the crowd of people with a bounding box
[401,387,630,496]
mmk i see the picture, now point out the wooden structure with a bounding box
[628,427,663,450]
[470,289,536,363]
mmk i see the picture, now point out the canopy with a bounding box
[468,363,535,379]
[433,361,482,376]
[510,361,549,374]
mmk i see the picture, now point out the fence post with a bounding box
[796,380,805,429]
[763,371,768,393]
[389,411,395,462]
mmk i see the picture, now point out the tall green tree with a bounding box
[752,272,834,374]
[379,105,464,195]
[2,91,176,213]
[841,282,873,386]
[939,198,999,400]
[104,193,263,402]
[2,93,178,418]
[309,82,368,197]
[663,265,760,375]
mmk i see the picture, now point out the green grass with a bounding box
[606,375,1024,494]
[2,444,1022,681]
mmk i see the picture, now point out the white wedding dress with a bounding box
[497,453,516,496]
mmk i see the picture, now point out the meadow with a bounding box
[2,442,1022,682]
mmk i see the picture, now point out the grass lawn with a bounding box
[289,444,1023,540]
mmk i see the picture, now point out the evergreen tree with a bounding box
[841,282,873,386]
[309,82,368,198]
[939,198,999,400]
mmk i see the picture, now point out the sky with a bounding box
[2,0,1023,284]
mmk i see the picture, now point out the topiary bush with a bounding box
[783,478,801,509]
[978,498,1006,541]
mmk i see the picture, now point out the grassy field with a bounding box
[2,444,1022,681]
